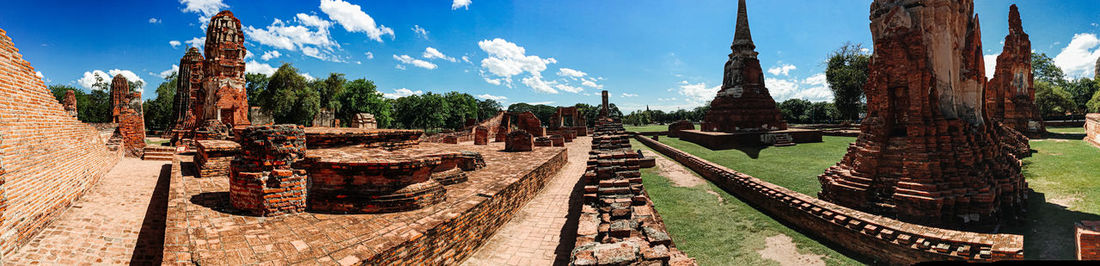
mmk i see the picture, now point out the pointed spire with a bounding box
[732,0,755,50]
[1008,4,1023,34]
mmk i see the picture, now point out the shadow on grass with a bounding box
[1042,131,1086,141]
[1000,191,1100,260]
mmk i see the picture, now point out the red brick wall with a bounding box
[0,28,122,257]
[1086,114,1100,148]
[636,135,1024,264]
[1079,221,1100,260]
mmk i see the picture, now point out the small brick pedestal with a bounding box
[506,130,534,152]
[229,125,307,216]
[473,126,489,145]
[195,140,240,178]
[1078,221,1100,260]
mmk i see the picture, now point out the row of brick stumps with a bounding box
[228,125,308,216]
[570,115,695,265]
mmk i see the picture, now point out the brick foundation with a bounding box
[229,125,307,216]
[1078,221,1100,260]
[303,127,421,150]
[194,140,239,178]
[636,135,1024,264]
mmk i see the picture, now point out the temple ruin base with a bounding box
[677,128,822,150]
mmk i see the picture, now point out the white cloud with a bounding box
[149,18,161,24]
[581,79,602,89]
[483,77,502,85]
[246,60,277,76]
[452,0,472,10]
[383,88,423,99]
[159,65,179,78]
[320,0,394,42]
[412,25,429,39]
[169,40,181,48]
[622,93,638,97]
[261,50,282,61]
[1053,33,1100,78]
[245,50,254,60]
[528,101,554,105]
[178,0,228,24]
[984,53,999,80]
[395,65,407,70]
[677,81,720,103]
[555,84,583,93]
[860,48,870,53]
[393,54,438,69]
[478,38,557,91]
[477,94,507,101]
[461,56,471,63]
[365,52,374,59]
[802,73,827,86]
[245,14,340,62]
[35,71,43,78]
[422,47,456,62]
[301,73,316,81]
[77,69,145,93]
[766,74,834,102]
[767,64,796,76]
[185,37,205,49]
[557,68,587,78]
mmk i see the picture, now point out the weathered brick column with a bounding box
[229,125,307,216]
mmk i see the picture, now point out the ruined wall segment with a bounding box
[1086,113,1100,147]
[818,0,1027,227]
[62,90,77,117]
[701,0,786,133]
[986,4,1043,138]
[0,28,121,256]
[201,10,249,129]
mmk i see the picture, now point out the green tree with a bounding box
[337,79,393,128]
[778,98,812,124]
[443,92,478,129]
[825,43,870,121]
[477,99,503,120]
[1034,80,1075,117]
[1032,53,1066,85]
[142,73,178,131]
[394,93,450,130]
[315,73,347,112]
[1087,89,1100,113]
[245,73,269,107]
[256,63,320,125]
[1063,78,1099,114]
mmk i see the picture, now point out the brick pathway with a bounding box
[5,158,172,265]
[462,136,592,266]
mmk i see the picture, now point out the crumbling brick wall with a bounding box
[0,28,122,256]
[1086,113,1100,148]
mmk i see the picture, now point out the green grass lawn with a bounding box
[624,124,672,133]
[636,126,1100,262]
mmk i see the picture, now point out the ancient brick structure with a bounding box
[986,5,1043,139]
[312,108,336,127]
[199,11,250,130]
[495,112,512,142]
[514,111,544,137]
[194,119,230,141]
[473,126,489,145]
[550,106,587,137]
[638,135,1024,263]
[62,89,77,117]
[300,147,448,213]
[700,0,786,133]
[600,90,610,117]
[304,127,421,150]
[1079,221,1100,260]
[229,125,307,216]
[350,113,377,129]
[505,130,534,152]
[195,140,240,178]
[818,0,1027,227]
[1087,113,1100,147]
[571,115,694,265]
[549,135,565,147]
[109,75,147,157]
[170,47,204,140]
[0,28,121,256]
[441,135,459,144]
[534,136,552,147]
[667,120,694,137]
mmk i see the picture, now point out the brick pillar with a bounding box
[229,125,307,216]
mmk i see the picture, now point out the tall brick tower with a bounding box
[171,47,205,134]
[986,4,1043,138]
[818,0,1026,228]
[108,74,129,123]
[701,0,786,133]
[200,10,250,129]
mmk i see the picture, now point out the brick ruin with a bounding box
[549,106,588,137]
[1087,113,1100,147]
[667,120,694,137]
[313,108,336,127]
[571,99,694,265]
[229,125,308,216]
[110,75,147,157]
[195,140,239,178]
[985,4,1044,142]
[169,10,250,145]
[818,0,1027,227]
[505,130,534,152]
[0,28,121,256]
[700,0,786,133]
[350,113,377,129]
[62,89,77,117]
[473,125,489,145]
[1079,221,1100,260]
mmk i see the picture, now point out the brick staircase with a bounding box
[142,146,176,161]
[772,133,795,147]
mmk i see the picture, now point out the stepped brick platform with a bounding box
[570,117,696,265]
[677,128,822,149]
[1087,113,1100,148]
[636,135,1024,264]
[164,141,568,265]
[303,127,422,150]
[194,140,239,178]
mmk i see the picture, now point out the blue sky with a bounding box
[2,0,1100,112]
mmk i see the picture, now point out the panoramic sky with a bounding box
[2,0,1099,112]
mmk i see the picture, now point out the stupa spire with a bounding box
[732,0,755,51]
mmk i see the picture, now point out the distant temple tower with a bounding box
[171,47,205,134]
[701,0,786,132]
[201,10,250,128]
[985,4,1044,137]
[108,74,129,123]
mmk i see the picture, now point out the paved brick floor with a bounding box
[5,158,172,265]
[462,136,592,266]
